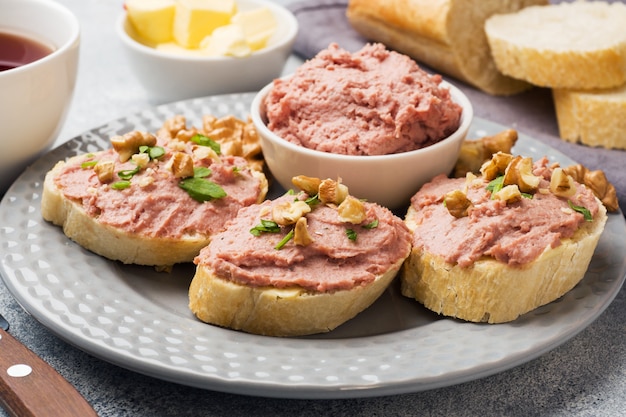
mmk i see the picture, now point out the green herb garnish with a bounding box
[111,181,131,190]
[139,145,165,160]
[250,219,281,236]
[486,175,504,197]
[179,177,226,202]
[81,160,98,169]
[117,166,141,180]
[346,229,357,241]
[193,166,212,178]
[275,229,294,250]
[363,219,379,229]
[191,134,221,154]
[305,194,321,207]
[568,200,593,221]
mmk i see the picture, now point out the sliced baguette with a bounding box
[553,85,626,150]
[189,255,406,337]
[42,154,268,268]
[485,1,626,89]
[346,0,548,96]
[401,198,607,324]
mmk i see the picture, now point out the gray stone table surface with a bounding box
[0,1,624,416]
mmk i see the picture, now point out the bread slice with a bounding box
[401,152,609,324]
[401,201,607,323]
[346,0,548,96]
[42,156,268,268]
[189,181,413,337]
[485,1,626,89]
[553,85,626,150]
[189,255,406,337]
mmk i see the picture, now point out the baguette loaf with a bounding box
[553,85,626,150]
[485,1,626,89]
[346,0,548,96]
[401,154,608,323]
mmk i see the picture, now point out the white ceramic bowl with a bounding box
[116,0,298,102]
[251,79,474,209]
[0,0,80,195]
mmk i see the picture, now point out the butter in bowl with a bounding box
[116,0,298,102]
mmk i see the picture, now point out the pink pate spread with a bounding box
[194,193,412,292]
[54,140,264,239]
[263,43,462,156]
[409,157,601,267]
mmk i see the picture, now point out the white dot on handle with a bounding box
[7,364,32,377]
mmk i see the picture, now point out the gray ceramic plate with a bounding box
[1,93,625,399]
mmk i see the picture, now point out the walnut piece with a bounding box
[293,217,314,246]
[563,164,619,212]
[443,189,472,218]
[493,184,522,204]
[93,160,115,183]
[480,151,514,180]
[503,156,540,193]
[272,200,311,226]
[111,131,157,162]
[337,195,366,224]
[454,129,518,177]
[550,167,576,198]
[291,175,322,196]
[319,178,349,205]
[169,152,194,178]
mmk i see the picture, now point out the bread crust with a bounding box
[553,86,626,150]
[485,2,626,89]
[41,157,268,267]
[188,255,406,337]
[346,0,548,96]
[400,202,608,323]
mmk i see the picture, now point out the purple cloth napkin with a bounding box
[288,0,625,215]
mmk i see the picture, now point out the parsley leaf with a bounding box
[179,177,226,202]
[568,200,593,221]
[191,134,221,154]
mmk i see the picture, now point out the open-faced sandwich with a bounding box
[401,151,608,323]
[189,176,412,336]
[41,114,268,269]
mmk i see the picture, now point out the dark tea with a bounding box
[0,30,54,71]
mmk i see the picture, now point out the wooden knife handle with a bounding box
[0,329,98,417]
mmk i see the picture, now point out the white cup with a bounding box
[0,0,80,195]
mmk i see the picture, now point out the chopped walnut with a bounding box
[291,175,322,196]
[111,131,157,162]
[131,153,150,169]
[337,195,367,224]
[158,115,187,140]
[480,151,514,180]
[293,217,314,246]
[319,178,349,205]
[93,160,115,183]
[493,184,522,204]
[503,156,540,193]
[443,189,473,218]
[272,200,311,226]
[550,167,576,198]
[454,129,518,177]
[169,152,194,178]
[563,164,619,212]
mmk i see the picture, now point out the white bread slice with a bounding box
[485,1,626,89]
[189,255,406,337]
[42,156,268,268]
[346,0,548,96]
[401,201,607,323]
[553,85,626,150]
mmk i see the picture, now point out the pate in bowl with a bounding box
[251,43,473,209]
